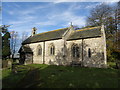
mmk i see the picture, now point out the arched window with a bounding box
[37,45,42,55]
[50,44,55,55]
[88,48,91,58]
[72,44,79,58]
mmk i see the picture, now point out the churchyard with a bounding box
[1,63,120,88]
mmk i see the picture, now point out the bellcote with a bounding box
[31,27,37,36]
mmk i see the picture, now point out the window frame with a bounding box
[72,44,80,58]
[50,44,55,55]
[37,45,42,56]
[88,48,91,58]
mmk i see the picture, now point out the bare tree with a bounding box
[86,2,120,63]
[87,3,112,25]
[21,31,28,42]
[86,3,115,38]
[10,31,18,58]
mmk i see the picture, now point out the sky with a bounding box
[1,1,118,51]
[2,1,117,35]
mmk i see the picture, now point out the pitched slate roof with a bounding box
[22,28,68,45]
[22,26,101,45]
[68,26,101,40]
[18,46,33,53]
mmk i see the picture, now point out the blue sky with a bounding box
[2,2,117,36]
[2,2,102,35]
[2,1,118,52]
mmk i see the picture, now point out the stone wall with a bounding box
[44,39,65,65]
[82,37,106,68]
[66,40,82,65]
[22,25,107,68]
[24,42,44,64]
[24,36,106,68]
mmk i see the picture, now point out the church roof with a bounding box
[22,26,101,45]
[22,28,68,45]
[67,26,101,40]
[18,46,33,53]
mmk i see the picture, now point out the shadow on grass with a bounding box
[2,65,30,88]
[2,64,119,88]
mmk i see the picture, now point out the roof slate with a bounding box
[22,26,102,45]
[68,27,101,40]
[22,28,68,45]
[18,46,33,53]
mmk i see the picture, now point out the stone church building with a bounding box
[19,25,107,68]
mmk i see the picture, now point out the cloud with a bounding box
[3,0,120,2]
[5,2,114,38]
[53,0,75,3]
[4,2,101,29]
[7,11,14,15]
[35,21,57,26]
[53,0,119,3]
[46,10,86,27]
[61,12,86,27]
[8,15,36,25]
[5,3,51,17]
[53,0,103,3]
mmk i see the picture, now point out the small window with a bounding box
[88,48,91,58]
[72,44,80,58]
[50,45,55,55]
[37,45,42,55]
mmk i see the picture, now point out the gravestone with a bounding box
[8,60,12,68]
[16,59,19,63]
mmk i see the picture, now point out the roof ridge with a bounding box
[76,26,101,32]
[34,27,68,36]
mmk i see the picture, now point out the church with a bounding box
[19,24,107,68]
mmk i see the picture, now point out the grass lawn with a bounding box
[2,64,120,88]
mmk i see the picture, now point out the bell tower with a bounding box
[31,27,37,36]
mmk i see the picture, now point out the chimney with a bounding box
[31,27,37,36]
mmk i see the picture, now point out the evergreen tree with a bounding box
[1,25,11,59]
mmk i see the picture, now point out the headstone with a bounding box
[7,60,12,68]
[12,64,17,74]
[16,59,19,63]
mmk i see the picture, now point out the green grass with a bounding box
[107,62,117,69]
[2,64,120,88]
[2,65,30,88]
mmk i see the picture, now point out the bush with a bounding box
[107,62,116,69]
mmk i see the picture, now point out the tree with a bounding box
[1,25,11,59]
[21,31,28,42]
[114,1,120,50]
[86,3,116,38]
[10,31,18,59]
[86,2,119,63]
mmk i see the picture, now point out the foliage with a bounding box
[1,25,11,59]
[107,62,116,69]
[87,3,112,26]
[1,25,8,34]
[106,39,120,63]
[2,46,11,59]
[2,64,119,88]
[86,2,120,63]
[86,3,117,38]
